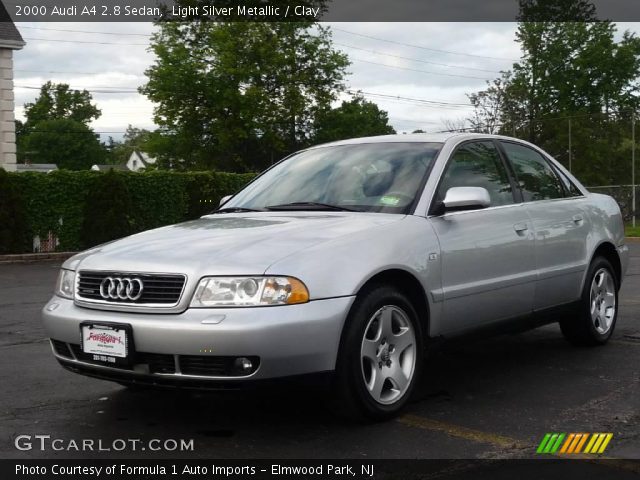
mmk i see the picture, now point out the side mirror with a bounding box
[219,195,232,207]
[442,187,491,212]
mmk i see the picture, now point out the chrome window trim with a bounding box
[427,201,528,219]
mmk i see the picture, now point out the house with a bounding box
[0,4,25,171]
[16,163,57,173]
[91,164,129,172]
[126,150,157,172]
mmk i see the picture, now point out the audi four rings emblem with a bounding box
[99,277,144,301]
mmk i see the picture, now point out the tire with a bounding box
[332,284,423,421]
[560,256,619,346]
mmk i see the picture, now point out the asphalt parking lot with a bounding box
[1,246,639,461]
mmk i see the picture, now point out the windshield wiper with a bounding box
[212,207,264,214]
[265,202,360,212]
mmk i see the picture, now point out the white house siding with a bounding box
[0,48,16,171]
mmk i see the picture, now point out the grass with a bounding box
[626,225,640,237]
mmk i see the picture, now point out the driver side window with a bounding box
[437,141,515,207]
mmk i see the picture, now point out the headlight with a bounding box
[190,276,309,307]
[55,269,75,299]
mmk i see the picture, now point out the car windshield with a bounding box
[223,142,442,214]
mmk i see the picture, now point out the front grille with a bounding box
[51,339,72,358]
[77,271,186,305]
[138,353,176,374]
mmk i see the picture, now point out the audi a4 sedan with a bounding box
[43,133,629,419]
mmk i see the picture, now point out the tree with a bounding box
[23,81,101,128]
[441,118,469,133]
[107,125,153,164]
[312,95,395,144]
[17,82,106,168]
[467,74,512,134]
[22,119,105,170]
[141,16,349,171]
[467,0,640,185]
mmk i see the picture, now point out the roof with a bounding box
[16,163,57,173]
[0,3,25,50]
[308,132,527,149]
[91,164,129,172]
[134,150,157,165]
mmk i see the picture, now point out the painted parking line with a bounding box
[611,340,640,347]
[397,414,528,450]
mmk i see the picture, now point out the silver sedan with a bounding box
[43,133,629,419]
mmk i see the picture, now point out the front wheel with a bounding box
[560,256,618,346]
[333,285,423,421]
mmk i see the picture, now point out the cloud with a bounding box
[13,21,523,139]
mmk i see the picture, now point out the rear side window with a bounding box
[438,141,514,207]
[501,142,564,201]
[554,167,583,197]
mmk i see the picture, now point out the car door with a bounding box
[498,141,590,310]
[429,140,537,334]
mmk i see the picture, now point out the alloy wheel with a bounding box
[360,305,416,405]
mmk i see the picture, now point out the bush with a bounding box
[81,170,135,248]
[0,169,256,253]
[0,169,29,253]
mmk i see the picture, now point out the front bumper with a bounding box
[42,296,355,384]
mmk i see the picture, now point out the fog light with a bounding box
[234,357,253,373]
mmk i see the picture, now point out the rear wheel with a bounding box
[560,256,618,346]
[333,285,423,421]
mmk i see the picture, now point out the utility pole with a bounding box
[568,118,572,173]
[633,113,636,228]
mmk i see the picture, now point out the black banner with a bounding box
[3,0,640,22]
[3,459,640,480]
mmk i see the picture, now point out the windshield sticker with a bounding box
[379,195,401,206]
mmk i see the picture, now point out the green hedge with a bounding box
[2,170,256,253]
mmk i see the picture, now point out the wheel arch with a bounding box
[588,241,622,288]
[354,268,431,343]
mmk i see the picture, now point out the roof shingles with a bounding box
[0,3,25,49]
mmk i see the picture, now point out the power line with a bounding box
[351,57,489,81]
[349,90,470,107]
[23,37,148,46]
[335,42,502,74]
[333,27,518,62]
[18,25,153,37]
[16,85,139,93]
[16,68,144,75]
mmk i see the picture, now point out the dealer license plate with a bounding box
[81,324,129,362]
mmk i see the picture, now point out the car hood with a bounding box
[68,212,404,276]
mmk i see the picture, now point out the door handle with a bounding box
[513,222,528,233]
[572,214,584,224]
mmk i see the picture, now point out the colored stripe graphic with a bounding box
[559,433,575,453]
[537,433,552,453]
[538,433,613,455]
[574,433,589,453]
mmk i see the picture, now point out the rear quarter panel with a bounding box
[582,193,628,284]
